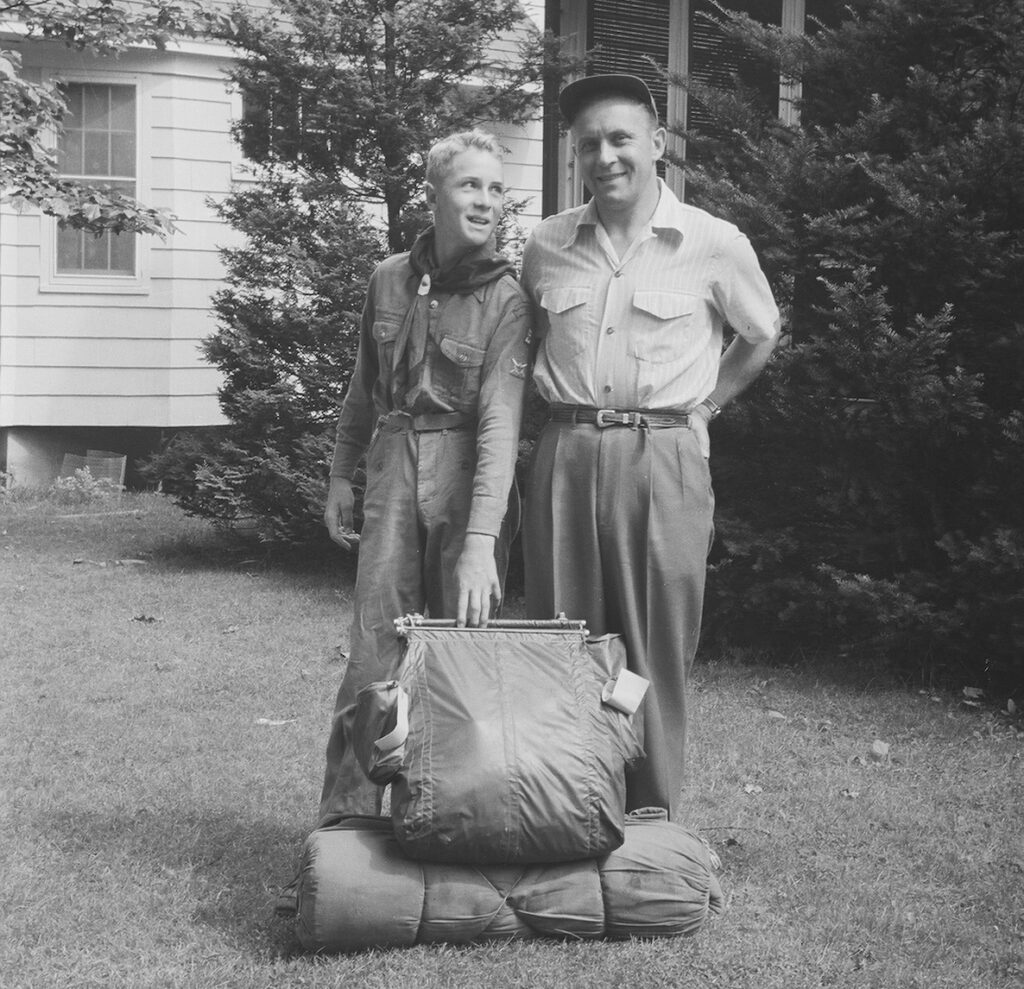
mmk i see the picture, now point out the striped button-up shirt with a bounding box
[521,181,780,411]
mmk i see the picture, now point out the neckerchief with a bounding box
[390,227,515,404]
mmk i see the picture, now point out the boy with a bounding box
[318,129,531,826]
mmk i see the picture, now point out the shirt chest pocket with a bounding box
[539,286,590,359]
[373,319,403,369]
[425,333,487,406]
[629,291,700,363]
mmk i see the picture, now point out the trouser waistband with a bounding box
[380,410,475,432]
[547,403,691,429]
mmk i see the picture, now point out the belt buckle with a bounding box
[595,409,640,428]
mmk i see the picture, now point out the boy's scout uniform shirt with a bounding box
[330,251,531,539]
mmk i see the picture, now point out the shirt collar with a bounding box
[559,180,685,249]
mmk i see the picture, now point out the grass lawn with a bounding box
[2,493,1022,989]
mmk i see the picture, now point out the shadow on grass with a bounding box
[40,806,308,958]
[145,522,359,587]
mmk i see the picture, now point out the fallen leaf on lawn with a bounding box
[72,557,106,567]
[766,709,787,721]
[743,783,763,795]
[962,686,984,699]
[222,625,240,634]
[154,662,176,672]
[115,558,148,567]
[255,717,297,726]
[327,644,348,663]
[868,739,890,762]
[840,787,860,799]
[1008,698,1018,715]
[131,614,162,623]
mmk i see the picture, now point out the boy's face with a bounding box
[426,149,505,260]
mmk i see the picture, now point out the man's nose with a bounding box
[597,140,617,165]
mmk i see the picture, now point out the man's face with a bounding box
[426,149,505,260]
[571,98,666,216]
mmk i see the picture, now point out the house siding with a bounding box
[0,41,241,435]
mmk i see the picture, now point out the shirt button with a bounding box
[613,270,623,278]
[603,384,612,393]
[429,300,439,309]
[606,327,615,335]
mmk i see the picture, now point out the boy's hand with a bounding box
[324,476,359,551]
[455,533,501,628]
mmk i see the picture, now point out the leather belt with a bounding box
[382,410,475,432]
[548,403,691,429]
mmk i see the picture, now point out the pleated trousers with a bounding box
[523,420,715,820]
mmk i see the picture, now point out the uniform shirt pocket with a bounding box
[373,319,403,368]
[630,291,699,363]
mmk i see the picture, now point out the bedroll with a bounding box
[295,815,724,954]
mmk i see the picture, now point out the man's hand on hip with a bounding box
[691,407,712,459]
[455,532,501,628]
[324,476,359,551]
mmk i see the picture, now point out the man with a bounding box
[521,75,780,820]
[318,129,531,827]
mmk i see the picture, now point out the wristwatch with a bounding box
[697,397,723,422]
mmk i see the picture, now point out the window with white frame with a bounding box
[55,82,137,276]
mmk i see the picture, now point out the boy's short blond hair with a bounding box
[425,129,504,186]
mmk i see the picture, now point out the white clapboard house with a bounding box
[0,0,837,486]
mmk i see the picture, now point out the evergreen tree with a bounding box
[146,0,572,544]
[669,0,1024,691]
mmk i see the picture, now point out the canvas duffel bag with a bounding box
[352,617,647,865]
[295,814,723,954]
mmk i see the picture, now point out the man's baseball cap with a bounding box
[557,73,659,125]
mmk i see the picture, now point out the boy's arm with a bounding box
[325,272,380,550]
[454,288,532,626]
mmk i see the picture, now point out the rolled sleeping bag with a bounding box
[295,816,724,954]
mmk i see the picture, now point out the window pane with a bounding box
[82,84,109,130]
[108,86,135,131]
[83,131,110,176]
[58,129,84,175]
[82,232,109,270]
[62,83,83,125]
[108,232,136,274]
[110,133,136,176]
[56,227,83,271]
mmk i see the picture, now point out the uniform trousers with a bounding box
[523,420,714,820]
[318,419,510,827]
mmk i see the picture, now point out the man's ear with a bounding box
[424,181,437,212]
[652,126,668,162]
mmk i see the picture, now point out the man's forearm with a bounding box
[704,334,778,410]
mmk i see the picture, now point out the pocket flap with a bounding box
[373,320,402,343]
[439,336,486,367]
[633,291,698,320]
[540,286,590,314]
